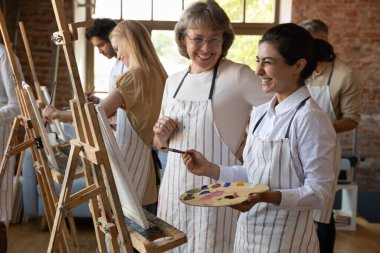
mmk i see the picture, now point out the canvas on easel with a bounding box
[40,85,70,142]
[96,105,149,229]
[23,82,60,170]
[23,82,76,181]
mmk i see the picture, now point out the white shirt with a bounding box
[0,44,20,121]
[220,85,336,210]
[161,59,272,153]
[109,59,128,91]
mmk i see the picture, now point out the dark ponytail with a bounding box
[314,38,336,62]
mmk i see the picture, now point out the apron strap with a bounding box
[151,148,162,185]
[208,60,220,100]
[252,111,267,134]
[173,70,189,98]
[326,61,335,86]
[285,96,311,138]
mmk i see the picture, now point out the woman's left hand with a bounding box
[230,191,281,212]
[229,193,261,212]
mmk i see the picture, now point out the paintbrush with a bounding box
[160,146,186,154]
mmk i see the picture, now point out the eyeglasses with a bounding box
[186,34,223,48]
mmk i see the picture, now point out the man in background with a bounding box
[299,19,362,253]
[85,18,128,102]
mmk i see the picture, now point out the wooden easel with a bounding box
[0,8,79,253]
[48,0,186,252]
[19,21,67,142]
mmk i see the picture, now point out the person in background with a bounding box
[0,43,21,253]
[299,19,362,253]
[182,23,337,253]
[85,18,128,103]
[153,1,271,252]
[44,20,167,214]
[43,18,129,122]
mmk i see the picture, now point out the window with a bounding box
[91,0,279,90]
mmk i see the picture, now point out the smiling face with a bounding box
[111,36,129,67]
[185,26,223,73]
[90,36,115,59]
[255,41,306,102]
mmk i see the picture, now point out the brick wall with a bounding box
[3,0,73,109]
[292,0,380,191]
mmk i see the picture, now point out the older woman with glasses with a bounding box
[153,1,270,252]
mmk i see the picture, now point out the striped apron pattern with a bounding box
[157,63,241,253]
[0,119,15,222]
[115,108,151,202]
[307,64,341,223]
[234,97,319,253]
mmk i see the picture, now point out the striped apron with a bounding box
[115,109,151,202]
[157,62,241,253]
[307,63,341,223]
[0,118,15,222]
[234,97,319,253]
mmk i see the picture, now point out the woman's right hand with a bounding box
[42,105,57,122]
[182,150,220,180]
[153,116,177,146]
[85,91,100,104]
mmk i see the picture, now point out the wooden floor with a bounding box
[7,216,380,253]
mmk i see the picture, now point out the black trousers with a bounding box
[316,214,336,253]
[0,221,7,253]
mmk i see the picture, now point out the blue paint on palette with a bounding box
[224,182,231,187]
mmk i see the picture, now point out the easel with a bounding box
[48,0,186,252]
[0,8,78,253]
[19,21,67,142]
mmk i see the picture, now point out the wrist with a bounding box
[207,162,220,180]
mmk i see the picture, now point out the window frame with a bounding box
[86,0,280,90]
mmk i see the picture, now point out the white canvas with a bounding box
[96,105,150,229]
[23,82,59,170]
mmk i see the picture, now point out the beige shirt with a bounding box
[307,59,361,123]
[116,70,165,205]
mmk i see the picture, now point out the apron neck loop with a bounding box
[173,59,220,100]
[252,96,311,137]
[284,96,311,138]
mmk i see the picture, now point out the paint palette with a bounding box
[179,182,269,207]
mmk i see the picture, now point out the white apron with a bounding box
[158,63,241,253]
[307,63,341,223]
[115,108,151,202]
[234,97,319,253]
[0,118,15,222]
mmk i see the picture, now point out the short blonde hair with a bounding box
[174,0,234,59]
